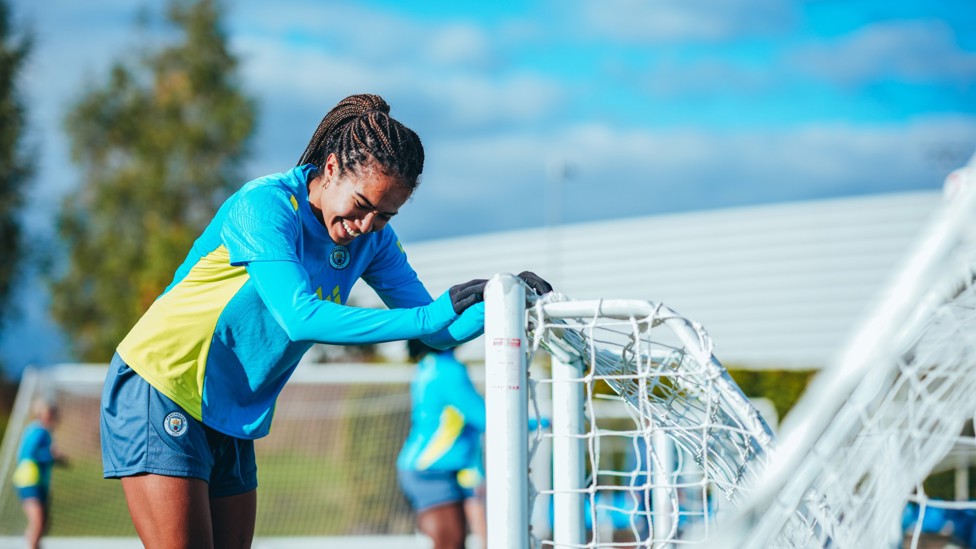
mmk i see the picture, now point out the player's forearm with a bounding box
[421,302,485,349]
[248,260,458,344]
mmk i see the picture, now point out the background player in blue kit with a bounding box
[99,92,551,548]
[398,339,487,549]
[13,398,67,549]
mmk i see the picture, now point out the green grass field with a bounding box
[1,450,413,537]
[0,382,416,537]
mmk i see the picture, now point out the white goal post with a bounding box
[483,274,776,548]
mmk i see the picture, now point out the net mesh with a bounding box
[0,365,418,537]
[715,175,976,548]
[523,297,775,547]
[746,250,976,548]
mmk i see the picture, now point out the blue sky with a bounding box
[2,0,975,373]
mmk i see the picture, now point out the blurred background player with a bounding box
[12,398,68,549]
[397,338,487,549]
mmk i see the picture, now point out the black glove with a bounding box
[449,279,488,314]
[517,271,553,296]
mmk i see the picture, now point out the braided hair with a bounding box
[298,94,425,189]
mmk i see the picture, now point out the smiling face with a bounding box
[308,153,413,245]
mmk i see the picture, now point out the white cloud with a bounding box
[640,59,775,97]
[392,114,976,241]
[418,73,563,128]
[792,20,976,84]
[228,1,564,137]
[571,0,795,43]
[232,1,502,69]
[234,32,563,135]
[231,1,421,61]
[424,23,495,68]
[235,34,404,98]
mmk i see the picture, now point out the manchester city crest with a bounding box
[164,411,188,437]
[330,245,351,269]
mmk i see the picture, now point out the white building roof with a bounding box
[353,191,944,370]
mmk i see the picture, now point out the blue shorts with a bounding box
[397,468,481,512]
[16,485,47,503]
[100,354,257,498]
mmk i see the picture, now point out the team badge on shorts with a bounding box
[329,246,351,269]
[163,411,188,437]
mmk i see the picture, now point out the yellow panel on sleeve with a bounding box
[117,245,249,421]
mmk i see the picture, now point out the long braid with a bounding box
[298,94,424,189]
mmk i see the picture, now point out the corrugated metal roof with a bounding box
[352,191,944,370]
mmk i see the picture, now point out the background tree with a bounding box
[50,0,255,361]
[0,0,33,358]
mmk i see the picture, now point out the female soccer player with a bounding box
[100,93,549,548]
[13,398,67,549]
[398,339,487,549]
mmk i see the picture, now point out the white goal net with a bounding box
[711,157,976,549]
[483,154,976,549]
[483,275,776,548]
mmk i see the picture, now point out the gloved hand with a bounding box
[449,279,488,314]
[517,271,553,296]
